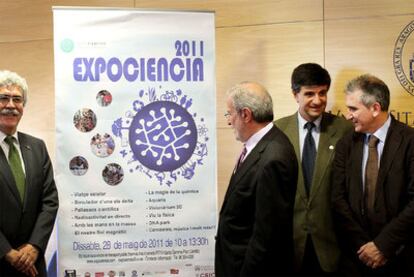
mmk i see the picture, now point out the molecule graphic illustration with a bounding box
[129,101,197,172]
[112,87,209,186]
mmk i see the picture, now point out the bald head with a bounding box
[227,81,274,123]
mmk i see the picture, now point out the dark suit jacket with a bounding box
[332,116,414,275]
[0,132,59,277]
[215,125,298,276]
[275,112,352,272]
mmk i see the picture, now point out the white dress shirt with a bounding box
[297,113,322,159]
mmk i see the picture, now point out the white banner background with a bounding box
[53,8,216,277]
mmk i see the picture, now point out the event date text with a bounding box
[72,236,209,251]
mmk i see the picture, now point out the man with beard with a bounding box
[215,81,297,276]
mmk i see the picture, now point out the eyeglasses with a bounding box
[224,111,239,118]
[0,94,24,105]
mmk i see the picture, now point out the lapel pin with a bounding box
[329,145,334,150]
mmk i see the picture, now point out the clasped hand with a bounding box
[5,244,39,277]
[357,241,387,269]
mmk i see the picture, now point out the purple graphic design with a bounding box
[129,101,197,172]
[112,87,208,186]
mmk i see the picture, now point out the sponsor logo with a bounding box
[198,274,215,277]
[60,39,74,53]
[170,268,180,274]
[64,270,77,277]
[195,265,215,277]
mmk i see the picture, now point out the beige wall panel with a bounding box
[325,0,414,19]
[216,22,324,128]
[29,131,57,165]
[325,16,414,124]
[136,0,323,27]
[0,40,55,151]
[0,0,52,42]
[53,0,133,7]
[0,0,135,42]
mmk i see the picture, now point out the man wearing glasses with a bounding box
[215,81,298,276]
[0,70,58,277]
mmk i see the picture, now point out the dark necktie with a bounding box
[235,145,247,172]
[302,122,316,195]
[365,135,379,216]
[4,136,25,202]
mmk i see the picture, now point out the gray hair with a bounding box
[227,81,274,123]
[345,74,389,111]
[0,70,28,106]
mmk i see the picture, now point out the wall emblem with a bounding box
[393,20,414,95]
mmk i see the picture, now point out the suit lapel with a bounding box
[351,133,365,204]
[229,145,261,187]
[376,119,401,202]
[220,127,273,213]
[279,114,307,202]
[309,114,337,200]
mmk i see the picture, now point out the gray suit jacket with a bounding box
[0,132,58,277]
[275,112,352,272]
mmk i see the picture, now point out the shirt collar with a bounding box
[0,130,19,144]
[365,114,391,144]
[244,122,274,152]
[297,112,322,131]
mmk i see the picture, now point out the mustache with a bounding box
[0,108,20,116]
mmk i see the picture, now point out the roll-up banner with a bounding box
[53,7,217,277]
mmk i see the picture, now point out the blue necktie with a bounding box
[5,136,25,202]
[302,122,316,196]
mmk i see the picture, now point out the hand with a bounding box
[15,244,39,274]
[23,265,38,277]
[5,248,38,276]
[357,241,387,269]
[5,249,22,265]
